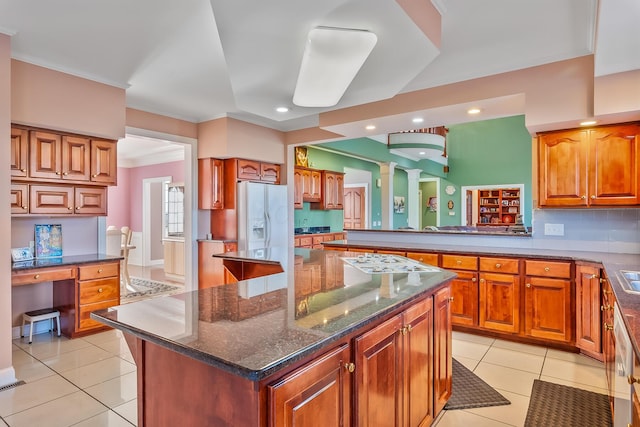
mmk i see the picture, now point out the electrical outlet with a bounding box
[544,223,564,236]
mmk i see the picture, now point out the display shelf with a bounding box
[478,188,520,225]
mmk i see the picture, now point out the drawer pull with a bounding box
[34,274,40,280]
[344,362,355,373]
[526,283,531,288]
[495,263,502,268]
[20,168,26,173]
[76,206,80,210]
[603,322,613,331]
[98,288,103,293]
[22,205,27,210]
[472,277,477,282]
[98,269,103,273]
[590,195,596,199]
[588,274,598,280]
[456,260,462,265]
[55,171,61,175]
[449,297,454,302]
[92,174,98,178]
[68,206,73,210]
[544,267,550,272]
[63,172,68,176]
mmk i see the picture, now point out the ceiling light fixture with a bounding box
[365,125,376,130]
[293,27,377,108]
[467,108,481,115]
[388,127,448,159]
[275,106,289,113]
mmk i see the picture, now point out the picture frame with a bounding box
[11,247,33,262]
[294,146,309,167]
[428,196,438,212]
[394,196,405,213]
[34,224,63,258]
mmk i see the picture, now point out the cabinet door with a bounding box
[62,135,91,181]
[524,276,572,342]
[575,264,602,354]
[260,162,281,184]
[236,159,261,181]
[450,270,479,327]
[90,139,117,185]
[354,313,403,427]
[403,298,434,427]
[11,184,29,215]
[268,344,351,427]
[479,272,520,333]
[199,158,225,209]
[29,184,74,214]
[589,124,640,206]
[602,276,616,402]
[538,129,588,207]
[434,286,452,416]
[30,131,63,180]
[334,173,344,209]
[75,187,107,215]
[293,168,304,208]
[11,127,28,177]
[324,172,337,209]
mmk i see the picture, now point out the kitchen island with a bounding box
[92,248,456,427]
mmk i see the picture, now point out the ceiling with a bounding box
[1,0,638,160]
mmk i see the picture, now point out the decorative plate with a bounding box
[445,185,456,195]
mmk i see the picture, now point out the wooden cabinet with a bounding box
[269,344,352,427]
[235,158,281,184]
[406,252,439,266]
[50,260,120,338]
[11,127,28,178]
[355,296,436,427]
[442,255,479,327]
[11,184,29,215]
[294,166,322,208]
[602,273,615,412]
[312,171,344,210]
[164,240,185,279]
[524,260,572,343]
[477,187,521,226]
[538,123,640,207]
[198,240,237,288]
[433,286,452,417]
[198,158,224,209]
[90,139,117,185]
[28,184,106,215]
[479,256,520,334]
[575,263,602,357]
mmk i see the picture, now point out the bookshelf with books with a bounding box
[478,188,520,226]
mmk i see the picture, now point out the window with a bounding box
[164,183,184,237]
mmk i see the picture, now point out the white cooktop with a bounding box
[342,254,441,274]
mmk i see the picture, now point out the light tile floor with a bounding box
[1,329,607,426]
[434,331,608,427]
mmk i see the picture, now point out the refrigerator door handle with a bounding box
[264,211,270,247]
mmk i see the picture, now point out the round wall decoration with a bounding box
[445,185,456,195]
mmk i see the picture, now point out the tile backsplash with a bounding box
[532,208,640,253]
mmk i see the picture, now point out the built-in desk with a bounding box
[12,254,123,338]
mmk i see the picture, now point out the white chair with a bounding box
[120,226,134,286]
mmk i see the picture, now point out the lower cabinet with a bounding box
[575,263,602,355]
[523,260,572,343]
[163,239,185,279]
[479,272,520,333]
[602,273,616,411]
[268,344,352,427]
[433,286,452,417]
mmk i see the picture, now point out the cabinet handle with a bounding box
[590,195,596,199]
[472,277,477,282]
[603,322,613,331]
[34,274,40,280]
[98,288,103,293]
[449,297,454,302]
[456,260,462,265]
[20,168,26,173]
[55,171,61,175]
[22,205,27,210]
[68,206,73,210]
[344,363,355,373]
[401,326,408,335]
[603,289,612,295]
[75,206,80,210]
[628,375,639,385]
[92,174,98,178]
[526,283,531,288]
[480,279,485,283]
[544,267,550,272]
[581,195,586,199]
[601,304,612,311]
[495,263,502,268]
[588,274,598,279]
[62,172,68,176]
[98,269,103,273]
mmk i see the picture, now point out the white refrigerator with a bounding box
[237,181,288,252]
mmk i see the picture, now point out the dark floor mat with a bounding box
[444,358,511,410]
[524,379,612,427]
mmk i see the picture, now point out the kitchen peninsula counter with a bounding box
[92,248,456,426]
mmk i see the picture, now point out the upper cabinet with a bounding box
[538,123,640,207]
[293,166,321,209]
[312,170,344,210]
[234,158,281,184]
[198,158,224,209]
[11,125,117,216]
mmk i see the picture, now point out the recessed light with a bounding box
[412,118,424,124]
[419,151,426,155]
[467,108,481,115]
[365,125,376,130]
[580,120,597,126]
[275,106,289,113]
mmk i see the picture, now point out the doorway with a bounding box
[418,178,440,229]
[343,167,371,230]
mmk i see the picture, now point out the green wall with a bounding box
[296,115,533,230]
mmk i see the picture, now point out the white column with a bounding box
[406,169,422,230]
[379,162,396,229]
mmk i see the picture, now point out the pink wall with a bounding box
[108,161,185,233]
[107,168,132,228]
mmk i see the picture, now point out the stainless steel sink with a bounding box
[619,270,640,293]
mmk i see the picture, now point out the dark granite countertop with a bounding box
[92,248,455,381]
[12,253,123,271]
[324,239,640,357]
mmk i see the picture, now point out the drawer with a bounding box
[479,257,519,274]
[224,243,237,252]
[441,254,478,271]
[78,299,118,330]
[312,235,325,245]
[79,278,119,304]
[12,266,76,286]
[525,260,571,278]
[377,249,407,256]
[299,236,313,247]
[406,252,439,266]
[78,262,119,280]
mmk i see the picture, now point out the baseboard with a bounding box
[0,367,18,389]
[11,320,58,340]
